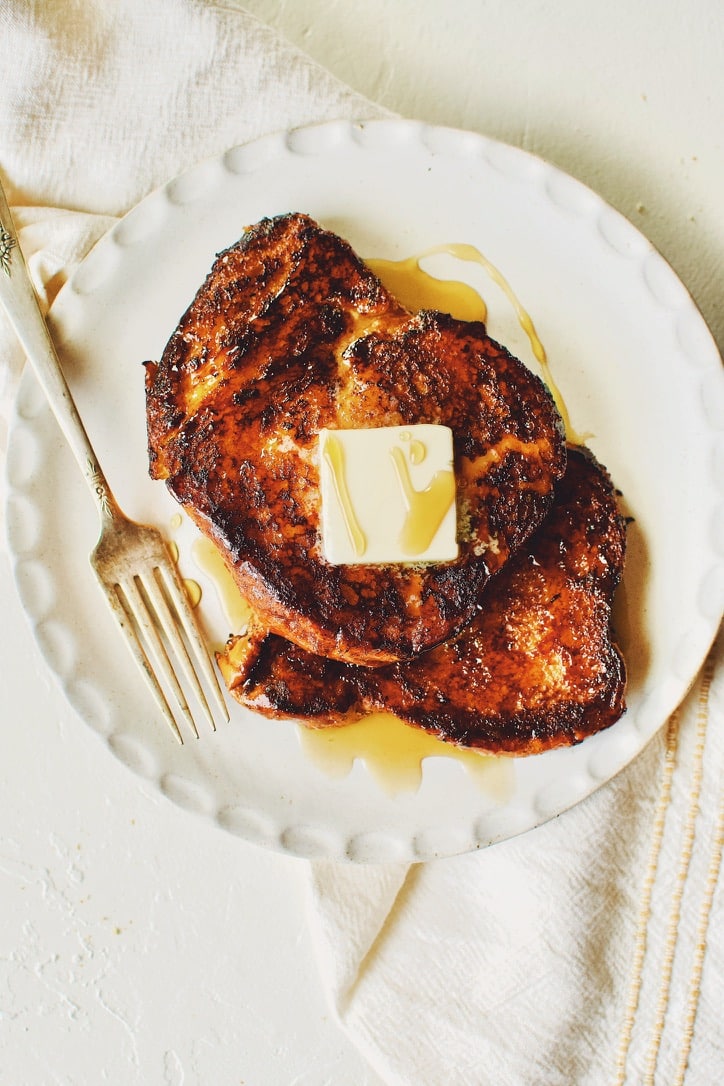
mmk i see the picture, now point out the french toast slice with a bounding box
[218,447,627,755]
[145,213,566,666]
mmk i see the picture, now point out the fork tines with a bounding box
[100,554,229,744]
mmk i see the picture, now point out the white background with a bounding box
[1,2,722,1083]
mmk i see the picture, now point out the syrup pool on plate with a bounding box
[191,536,254,633]
[298,712,514,796]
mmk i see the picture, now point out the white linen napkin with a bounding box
[1,4,721,1085]
[0,0,384,457]
[308,637,723,1085]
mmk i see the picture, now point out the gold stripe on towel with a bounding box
[613,709,681,1086]
[643,651,715,1084]
[672,783,724,1085]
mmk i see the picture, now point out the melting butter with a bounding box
[319,424,457,565]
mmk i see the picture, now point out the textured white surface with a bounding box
[0,558,381,1086]
[1,1,722,1084]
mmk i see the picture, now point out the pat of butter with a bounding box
[319,424,458,565]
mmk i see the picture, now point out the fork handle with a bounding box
[0,179,119,526]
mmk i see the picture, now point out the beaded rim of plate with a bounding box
[5,120,724,862]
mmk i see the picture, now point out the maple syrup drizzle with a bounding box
[389,443,456,556]
[166,539,202,607]
[401,431,426,465]
[371,244,583,444]
[322,433,367,557]
[191,537,253,635]
[367,257,488,323]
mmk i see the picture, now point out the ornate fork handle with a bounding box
[0,183,119,528]
[1,175,228,741]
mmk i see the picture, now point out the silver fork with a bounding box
[0,178,229,743]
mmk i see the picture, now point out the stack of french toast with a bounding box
[144,213,626,755]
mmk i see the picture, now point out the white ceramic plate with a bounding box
[6,120,724,862]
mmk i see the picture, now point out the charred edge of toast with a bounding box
[217,447,627,755]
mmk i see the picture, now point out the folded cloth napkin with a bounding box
[309,636,723,1085]
[1,4,721,1086]
[0,0,384,451]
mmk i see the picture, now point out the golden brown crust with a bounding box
[218,448,627,754]
[145,213,566,665]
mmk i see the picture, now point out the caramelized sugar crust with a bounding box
[218,448,627,754]
[145,213,566,665]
